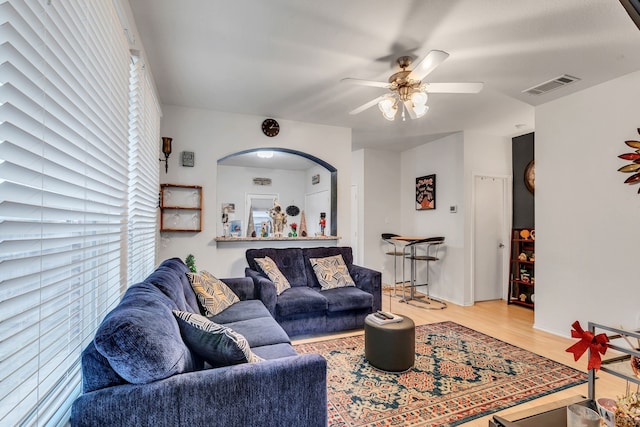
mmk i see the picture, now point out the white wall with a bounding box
[351,149,365,266]
[158,105,352,277]
[535,70,640,336]
[361,149,401,286]
[400,133,466,304]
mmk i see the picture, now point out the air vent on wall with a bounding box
[522,74,580,96]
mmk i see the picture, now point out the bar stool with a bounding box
[402,237,446,309]
[381,233,405,296]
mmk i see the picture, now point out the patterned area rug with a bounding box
[294,321,587,427]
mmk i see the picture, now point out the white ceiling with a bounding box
[128,0,640,152]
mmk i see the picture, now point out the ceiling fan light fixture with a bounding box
[413,104,429,118]
[378,97,398,120]
[412,91,428,106]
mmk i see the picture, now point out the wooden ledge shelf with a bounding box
[215,235,340,243]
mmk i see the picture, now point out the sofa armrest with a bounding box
[221,276,256,301]
[245,268,277,315]
[350,264,382,311]
[71,354,327,427]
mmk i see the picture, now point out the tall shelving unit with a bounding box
[508,228,535,308]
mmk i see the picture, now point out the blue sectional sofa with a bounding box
[71,258,327,427]
[245,246,382,336]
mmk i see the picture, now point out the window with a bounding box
[0,1,158,424]
[128,57,160,285]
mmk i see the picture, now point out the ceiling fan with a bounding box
[342,50,483,121]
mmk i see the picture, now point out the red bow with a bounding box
[566,321,609,371]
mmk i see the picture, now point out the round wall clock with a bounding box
[261,118,280,137]
[524,160,535,194]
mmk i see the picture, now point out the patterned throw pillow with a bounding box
[172,311,263,367]
[309,254,356,290]
[186,270,240,316]
[254,256,291,295]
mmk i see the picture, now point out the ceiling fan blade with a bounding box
[341,78,390,88]
[407,50,449,81]
[424,82,484,93]
[349,94,389,115]
[403,100,417,120]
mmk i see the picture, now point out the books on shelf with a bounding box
[368,312,403,325]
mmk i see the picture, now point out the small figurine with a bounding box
[319,212,326,236]
[519,293,527,302]
[518,253,527,261]
[269,201,287,237]
[290,223,298,237]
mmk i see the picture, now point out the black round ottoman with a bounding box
[364,314,415,372]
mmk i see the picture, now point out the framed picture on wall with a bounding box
[416,174,436,210]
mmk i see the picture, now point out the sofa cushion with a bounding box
[246,248,308,287]
[303,247,354,288]
[153,257,200,312]
[309,254,356,290]
[187,270,239,316]
[173,311,264,368]
[209,299,273,324]
[252,343,299,360]
[320,287,374,312]
[276,287,327,318]
[223,317,291,347]
[254,257,291,295]
[93,282,199,384]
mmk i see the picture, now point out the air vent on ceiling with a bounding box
[522,74,581,96]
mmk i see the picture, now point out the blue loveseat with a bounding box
[245,246,382,336]
[70,258,327,427]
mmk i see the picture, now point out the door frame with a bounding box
[470,173,512,302]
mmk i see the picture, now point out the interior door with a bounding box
[474,175,507,302]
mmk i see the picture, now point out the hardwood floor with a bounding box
[292,295,629,426]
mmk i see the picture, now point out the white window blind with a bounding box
[0,1,130,425]
[127,57,160,285]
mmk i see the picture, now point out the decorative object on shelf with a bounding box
[261,221,269,238]
[285,205,300,217]
[229,220,242,237]
[185,254,197,273]
[566,320,609,371]
[269,201,287,237]
[342,50,483,122]
[159,137,172,173]
[289,223,298,237]
[300,210,308,237]
[246,207,255,237]
[221,203,235,237]
[319,212,326,236]
[518,253,528,261]
[524,160,535,194]
[617,128,640,194]
[181,151,195,167]
[530,229,535,240]
[416,174,436,210]
[519,229,530,239]
[261,118,280,137]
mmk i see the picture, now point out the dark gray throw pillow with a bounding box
[172,310,264,368]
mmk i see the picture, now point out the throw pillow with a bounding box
[309,254,356,290]
[172,310,264,368]
[253,256,291,295]
[186,270,240,316]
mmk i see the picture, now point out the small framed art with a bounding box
[416,174,436,210]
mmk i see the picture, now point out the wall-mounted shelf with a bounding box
[160,184,202,232]
[508,228,535,308]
